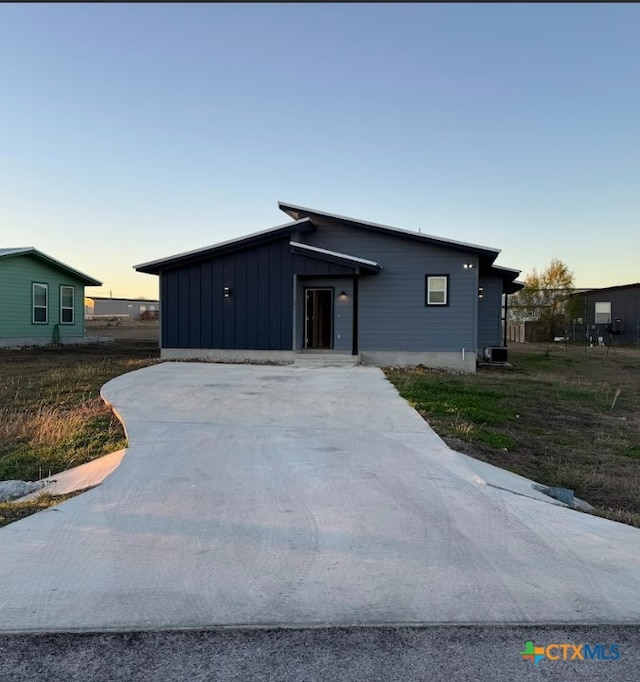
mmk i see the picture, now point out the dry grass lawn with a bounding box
[385,342,640,528]
[0,341,159,481]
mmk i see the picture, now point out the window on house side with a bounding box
[425,275,449,306]
[60,286,74,324]
[33,283,48,324]
[594,301,611,324]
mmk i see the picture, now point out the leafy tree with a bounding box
[513,258,575,340]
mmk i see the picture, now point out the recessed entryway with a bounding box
[304,288,333,349]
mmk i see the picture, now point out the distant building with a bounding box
[505,288,592,343]
[506,283,640,346]
[567,283,640,347]
[85,297,159,321]
[0,247,101,347]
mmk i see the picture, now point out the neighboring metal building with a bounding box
[0,247,101,347]
[86,297,159,321]
[568,283,640,347]
[135,202,523,372]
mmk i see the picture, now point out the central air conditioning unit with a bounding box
[484,346,508,362]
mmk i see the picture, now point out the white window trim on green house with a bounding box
[60,285,75,324]
[32,282,48,324]
[425,274,449,306]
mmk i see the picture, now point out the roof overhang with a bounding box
[134,218,315,274]
[505,279,525,294]
[0,247,101,286]
[567,282,640,296]
[279,201,501,261]
[290,242,381,274]
[486,264,524,294]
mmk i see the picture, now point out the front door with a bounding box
[304,288,333,349]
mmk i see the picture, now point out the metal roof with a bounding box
[133,202,521,288]
[290,241,381,273]
[571,282,640,295]
[278,201,502,260]
[0,247,102,286]
[134,218,314,274]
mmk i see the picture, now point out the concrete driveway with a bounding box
[1,362,640,632]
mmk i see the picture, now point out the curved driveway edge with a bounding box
[0,362,639,632]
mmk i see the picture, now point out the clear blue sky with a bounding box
[2,3,638,299]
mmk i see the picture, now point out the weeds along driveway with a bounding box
[1,362,640,632]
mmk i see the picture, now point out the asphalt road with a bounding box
[1,625,638,682]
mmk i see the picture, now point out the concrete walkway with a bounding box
[1,362,640,632]
[16,449,126,501]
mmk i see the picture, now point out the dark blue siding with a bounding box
[303,218,479,352]
[234,250,247,348]
[200,261,213,347]
[177,270,190,347]
[293,255,354,276]
[477,275,503,348]
[159,238,293,350]
[189,264,202,346]
[580,287,640,346]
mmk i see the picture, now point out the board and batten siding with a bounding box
[302,218,479,352]
[477,275,503,349]
[160,238,294,350]
[0,255,87,340]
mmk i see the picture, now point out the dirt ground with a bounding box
[85,320,160,342]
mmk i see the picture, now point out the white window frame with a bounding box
[594,301,611,324]
[426,275,449,306]
[33,283,48,324]
[60,285,75,324]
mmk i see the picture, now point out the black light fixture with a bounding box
[223,287,232,298]
[339,290,348,298]
[478,287,484,299]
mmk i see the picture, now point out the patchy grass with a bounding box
[0,341,159,481]
[0,489,90,528]
[385,343,640,528]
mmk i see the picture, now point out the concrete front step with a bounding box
[294,353,361,367]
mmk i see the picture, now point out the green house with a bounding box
[0,248,102,347]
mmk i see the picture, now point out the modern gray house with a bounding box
[135,202,523,371]
[568,283,640,347]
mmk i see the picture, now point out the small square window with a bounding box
[425,275,449,306]
[594,302,611,324]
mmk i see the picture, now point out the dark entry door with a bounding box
[304,289,333,349]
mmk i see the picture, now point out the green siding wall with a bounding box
[0,255,88,340]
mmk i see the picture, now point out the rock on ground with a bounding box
[0,480,44,502]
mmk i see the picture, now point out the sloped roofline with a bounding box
[487,264,524,293]
[569,282,640,296]
[0,247,102,286]
[134,218,314,274]
[278,201,501,261]
[290,241,381,273]
[133,202,521,288]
